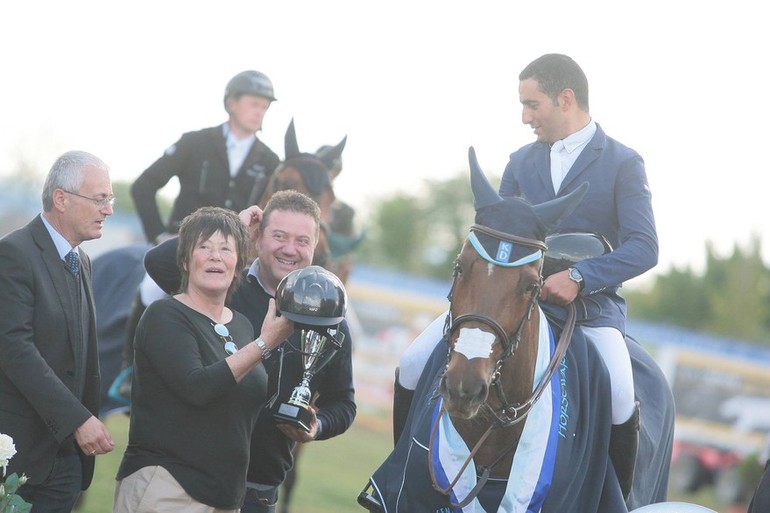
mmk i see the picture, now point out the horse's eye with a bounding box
[453,261,463,276]
[525,282,540,295]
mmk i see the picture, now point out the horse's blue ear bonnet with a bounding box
[468,146,588,266]
[283,118,347,195]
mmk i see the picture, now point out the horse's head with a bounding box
[439,147,587,421]
[258,119,347,266]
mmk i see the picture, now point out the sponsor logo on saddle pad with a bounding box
[559,356,570,438]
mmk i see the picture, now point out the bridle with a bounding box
[444,224,548,396]
[430,224,577,507]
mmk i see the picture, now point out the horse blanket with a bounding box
[92,243,149,416]
[364,322,674,513]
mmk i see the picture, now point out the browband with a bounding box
[470,224,548,252]
[468,233,542,267]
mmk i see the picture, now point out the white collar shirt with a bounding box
[223,123,256,177]
[40,213,78,260]
[550,120,597,194]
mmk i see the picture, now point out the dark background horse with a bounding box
[360,148,675,512]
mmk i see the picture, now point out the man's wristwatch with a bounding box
[254,337,271,360]
[568,267,584,291]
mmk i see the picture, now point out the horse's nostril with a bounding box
[442,373,488,405]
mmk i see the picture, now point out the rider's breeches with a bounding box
[581,326,635,425]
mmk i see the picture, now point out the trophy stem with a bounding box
[273,329,341,432]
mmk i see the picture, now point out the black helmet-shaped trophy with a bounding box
[275,265,346,328]
[273,266,347,432]
[223,70,277,110]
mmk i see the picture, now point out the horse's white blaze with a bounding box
[454,327,495,360]
[487,261,495,276]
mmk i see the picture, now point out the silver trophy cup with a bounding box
[273,328,343,432]
[272,266,348,432]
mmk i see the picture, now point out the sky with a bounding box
[1,1,767,286]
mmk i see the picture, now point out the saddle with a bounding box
[542,231,612,278]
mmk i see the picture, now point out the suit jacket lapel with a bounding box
[534,143,556,199]
[558,126,605,194]
[30,216,80,360]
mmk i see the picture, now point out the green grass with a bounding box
[76,414,749,513]
[277,420,392,513]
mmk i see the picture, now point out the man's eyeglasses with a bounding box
[62,190,116,209]
[213,323,238,355]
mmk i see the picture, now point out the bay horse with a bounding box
[359,148,676,513]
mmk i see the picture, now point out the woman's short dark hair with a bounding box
[176,207,249,297]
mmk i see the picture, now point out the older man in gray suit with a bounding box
[0,151,115,512]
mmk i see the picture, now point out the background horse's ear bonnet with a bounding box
[282,119,347,196]
[316,137,347,171]
[285,118,300,159]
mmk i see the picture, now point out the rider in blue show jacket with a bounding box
[499,121,658,334]
[498,54,658,500]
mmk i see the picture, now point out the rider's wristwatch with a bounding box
[568,267,584,291]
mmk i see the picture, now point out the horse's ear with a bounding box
[318,135,347,171]
[469,146,503,211]
[285,118,300,159]
[532,182,589,232]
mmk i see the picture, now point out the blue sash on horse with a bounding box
[366,317,635,513]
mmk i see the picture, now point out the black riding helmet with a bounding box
[223,70,277,109]
[276,266,347,328]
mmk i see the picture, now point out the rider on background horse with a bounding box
[131,69,280,245]
[111,70,283,400]
[396,53,658,500]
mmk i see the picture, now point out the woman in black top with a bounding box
[114,207,293,512]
